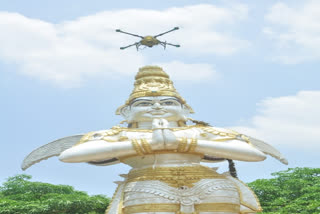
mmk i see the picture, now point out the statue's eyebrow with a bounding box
[159,98,179,102]
[130,97,180,105]
[130,99,153,105]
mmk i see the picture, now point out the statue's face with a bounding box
[121,96,189,123]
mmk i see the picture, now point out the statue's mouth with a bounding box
[148,110,167,115]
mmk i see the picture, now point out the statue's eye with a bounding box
[136,102,152,106]
[161,101,176,106]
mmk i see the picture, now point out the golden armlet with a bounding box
[186,138,198,152]
[131,139,144,156]
[140,138,152,154]
[177,138,198,153]
[177,137,188,152]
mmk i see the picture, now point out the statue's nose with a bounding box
[152,102,162,109]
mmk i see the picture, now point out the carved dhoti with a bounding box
[106,166,261,214]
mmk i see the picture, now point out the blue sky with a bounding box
[1,0,320,196]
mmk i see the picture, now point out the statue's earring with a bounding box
[128,122,138,128]
[119,120,128,125]
[125,120,138,128]
[178,120,187,127]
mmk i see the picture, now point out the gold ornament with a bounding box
[126,166,224,188]
[200,127,239,138]
[131,139,144,156]
[140,138,152,154]
[123,203,180,214]
[194,203,240,213]
[177,137,188,152]
[187,138,198,152]
[116,66,194,114]
[122,203,240,214]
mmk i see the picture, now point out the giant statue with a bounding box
[22,66,288,214]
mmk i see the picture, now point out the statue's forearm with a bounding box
[195,139,266,162]
[59,140,136,163]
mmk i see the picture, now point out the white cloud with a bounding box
[0,4,249,87]
[264,1,320,63]
[0,12,145,87]
[233,91,320,149]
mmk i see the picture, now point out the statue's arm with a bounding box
[195,139,267,162]
[194,127,287,164]
[21,135,84,170]
[59,140,136,163]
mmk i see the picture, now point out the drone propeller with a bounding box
[116,29,144,38]
[154,27,179,38]
[120,42,140,50]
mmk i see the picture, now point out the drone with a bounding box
[116,27,180,50]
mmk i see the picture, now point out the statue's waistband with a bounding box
[123,203,240,214]
[127,165,225,188]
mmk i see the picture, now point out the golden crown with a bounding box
[116,66,194,114]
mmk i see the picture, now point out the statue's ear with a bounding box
[115,104,129,116]
[182,104,194,115]
[177,104,191,122]
[119,105,131,119]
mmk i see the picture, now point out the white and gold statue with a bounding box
[22,66,288,214]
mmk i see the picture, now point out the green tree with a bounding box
[248,167,320,214]
[0,174,110,214]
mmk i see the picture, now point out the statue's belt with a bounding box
[126,165,225,188]
[123,203,240,214]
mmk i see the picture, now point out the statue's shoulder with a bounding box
[76,126,126,145]
[192,125,250,143]
[196,126,240,137]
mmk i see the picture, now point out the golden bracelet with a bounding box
[131,139,144,156]
[140,138,152,154]
[186,138,198,152]
[177,137,188,152]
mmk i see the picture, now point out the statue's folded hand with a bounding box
[162,128,177,150]
[151,119,165,150]
[151,118,178,150]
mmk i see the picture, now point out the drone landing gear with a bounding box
[120,42,140,50]
[160,41,180,50]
